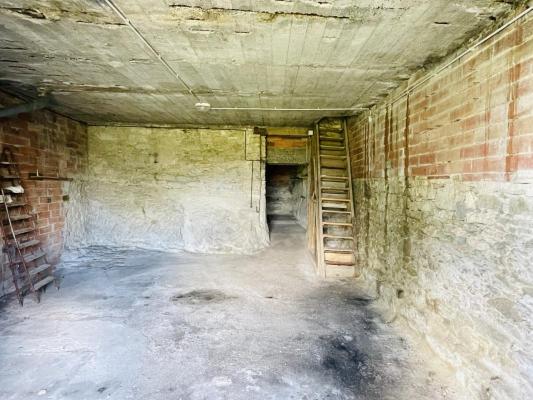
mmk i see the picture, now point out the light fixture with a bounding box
[195,102,211,112]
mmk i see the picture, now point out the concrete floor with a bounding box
[0,223,454,400]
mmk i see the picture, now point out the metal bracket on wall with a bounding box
[28,172,72,181]
[244,130,264,162]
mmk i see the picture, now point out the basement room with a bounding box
[0,1,531,399]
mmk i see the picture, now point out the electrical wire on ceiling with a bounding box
[102,0,200,102]
[209,107,368,112]
[103,0,532,113]
[102,0,366,114]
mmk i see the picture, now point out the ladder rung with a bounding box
[320,149,345,154]
[324,247,354,253]
[319,137,344,142]
[33,275,54,291]
[319,127,343,133]
[0,161,17,165]
[320,145,345,150]
[320,131,343,135]
[322,198,350,202]
[24,251,46,263]
[15,251,46,264]
[320,138,343,142]
[4,214,32,222]
[322,188,348,192]
[322,205,348,210]
[323,235,355,240]
[322,187,350,194]
[322,193,349,198]
[322,210,351,214]
[0,175,20,180]
[321,175,348,181]
[325,260,355,266]
[30,263,52,277]
[322,222,352,227]
[321,166,346,170]
[18,239,40,249]
[12,227,35,236]
[6,202,26,208]
[320,155,346,159]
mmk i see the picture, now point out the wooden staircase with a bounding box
[313,118,356,278]
[0,147,55,305]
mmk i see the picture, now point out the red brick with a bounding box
[0,91,87,271]
[517,154,533,169]
[347,18,533,183]
[419,154,436,165]
[38,211,50,220]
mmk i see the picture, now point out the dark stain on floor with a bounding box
[171,289,236,304]
[300,286,393,398]
[343,296,374,306]
[320,335,377,392]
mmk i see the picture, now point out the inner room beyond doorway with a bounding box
[266,164,307,228]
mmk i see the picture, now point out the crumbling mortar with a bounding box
[169,4,350,21]
[166,2,409,22]
[1,6,125,25]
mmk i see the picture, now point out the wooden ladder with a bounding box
[314,118,356,278]
[0,147,55,305]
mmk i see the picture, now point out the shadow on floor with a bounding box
[0,223,451,400]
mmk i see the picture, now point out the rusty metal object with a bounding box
[0,147,55,305]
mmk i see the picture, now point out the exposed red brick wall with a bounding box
[348,15,533,181]
[266,135,308,164]
[0,92,88,264]
[267,136,308,149]
[345,15,533,398]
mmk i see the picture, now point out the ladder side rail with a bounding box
[342,119,356,224]
[315,122,326,278]
[307,131,318,258]
[0,194,23,304]
[12,151,51,295]
[10,149,41,254]
[1,188,36,294]
[342,119,357,271]
[0,148,49,302]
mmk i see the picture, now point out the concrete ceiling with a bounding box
[0,0,524,127]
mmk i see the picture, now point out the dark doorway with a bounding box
[265,164,307,229]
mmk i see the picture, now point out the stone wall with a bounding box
[81,126,269,254]
[346,14,533,400]
[291,166,308,229]
[0,92,88,296]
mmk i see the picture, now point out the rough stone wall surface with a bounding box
[292,166,308,229]
[346,15,533,400]
[84,126,269,254]
[0,92,88,296]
